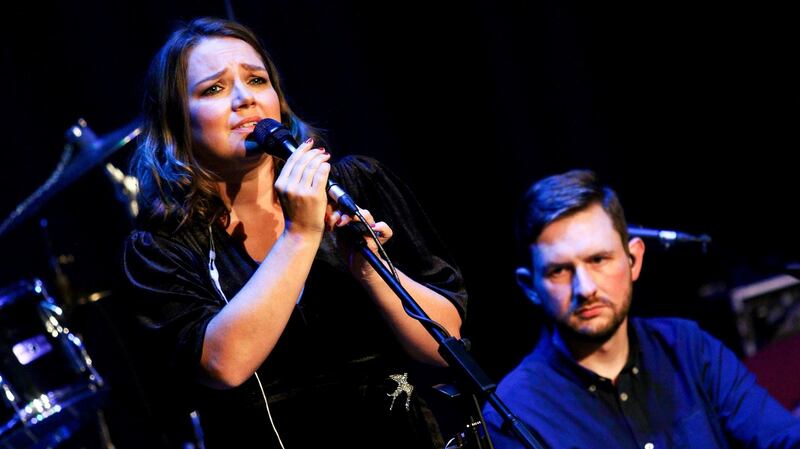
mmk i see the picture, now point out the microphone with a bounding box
[627,225,711,247]
[245,118,359,216]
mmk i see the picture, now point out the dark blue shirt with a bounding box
[483,318,800,449]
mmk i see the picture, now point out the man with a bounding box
[483,170,800,448]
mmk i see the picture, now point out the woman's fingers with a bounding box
[300,151,330,190]
[372,221,392,240]
[357,208,374,225]
[278,138,313,180]
[327,209,342,230]
[332,207,393,246]
[333,208,377,229]
[272,137,333,235]
[287,148,324,186]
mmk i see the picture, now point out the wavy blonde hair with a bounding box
[131,17,319,227]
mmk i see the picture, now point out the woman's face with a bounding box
[186,37,281,172]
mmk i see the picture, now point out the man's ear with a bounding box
[515,267,541,305]
[627,237,645,281]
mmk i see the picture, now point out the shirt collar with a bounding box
[536,319,643,387]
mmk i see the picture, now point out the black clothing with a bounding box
[124,156,466,448]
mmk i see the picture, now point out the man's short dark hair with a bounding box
[517,169,630,255]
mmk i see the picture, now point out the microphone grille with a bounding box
[253,118,296,146]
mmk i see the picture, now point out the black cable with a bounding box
[354,209,398,279]
[351,212,452,339]
[472,393,495,449]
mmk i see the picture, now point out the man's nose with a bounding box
[572,265,598,301]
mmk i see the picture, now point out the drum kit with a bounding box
[0,118,141,449]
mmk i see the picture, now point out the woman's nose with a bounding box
[232,80,256,110]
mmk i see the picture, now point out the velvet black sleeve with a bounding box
[331,155,468,317]
[123,229,221,380]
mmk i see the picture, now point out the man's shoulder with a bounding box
[494,345,558,398]
[634,316,702,334]
[632,316,711,352]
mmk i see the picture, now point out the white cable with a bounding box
[253,372,285,449]
[208,227,286,449]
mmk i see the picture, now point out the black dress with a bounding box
[123,156,467,448]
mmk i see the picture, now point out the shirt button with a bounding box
[588,385,597,392]
[620,392,629,401]
[644,443,654,449]
[632,366,640,375]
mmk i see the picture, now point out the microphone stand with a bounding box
[341,223,548,449]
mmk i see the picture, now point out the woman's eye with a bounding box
[202,84,223,96]
[249,76,267,85]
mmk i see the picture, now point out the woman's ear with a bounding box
[515,267,541,305]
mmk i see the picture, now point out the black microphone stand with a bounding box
[341,223,548,449]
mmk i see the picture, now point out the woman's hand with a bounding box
[273,139,331,238]
[327,207,393,280]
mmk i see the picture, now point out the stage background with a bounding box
[1,1,797,446]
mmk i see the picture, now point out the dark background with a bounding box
[1,0,797,446]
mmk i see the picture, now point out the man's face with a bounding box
[520,203,644,343]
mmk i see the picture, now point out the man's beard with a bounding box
[555,291,632,344]
[555,309,627,344]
